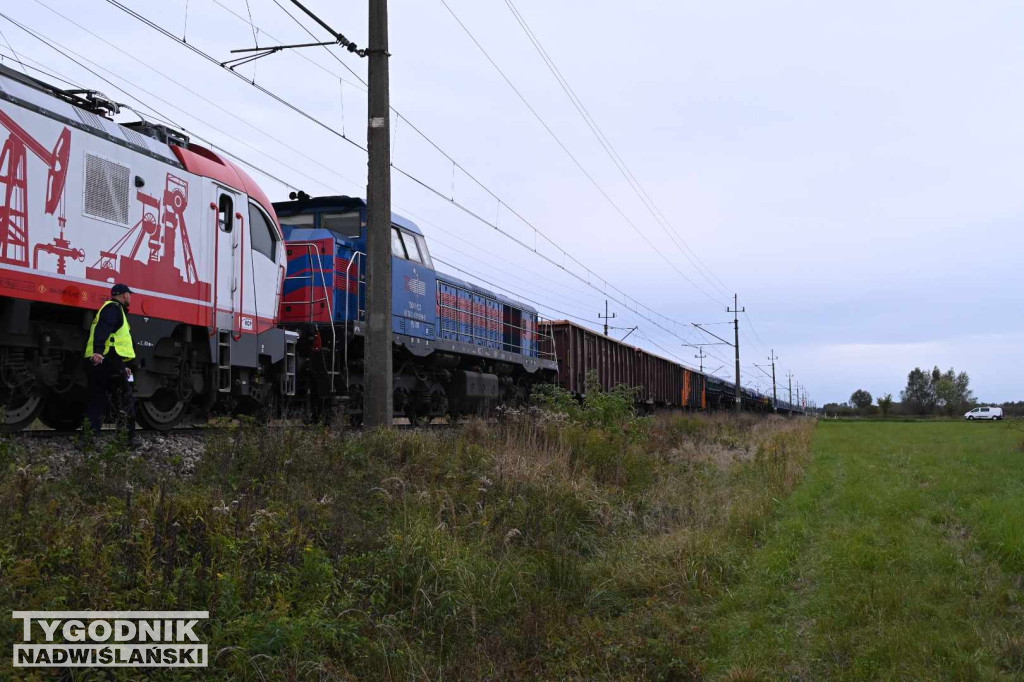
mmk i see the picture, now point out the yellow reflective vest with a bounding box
[84,300,136,360]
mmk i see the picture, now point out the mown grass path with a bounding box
[706,421,1024,681]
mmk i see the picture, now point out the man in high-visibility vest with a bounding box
[84,282,137,442]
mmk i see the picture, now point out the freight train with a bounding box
[0,65,797,431]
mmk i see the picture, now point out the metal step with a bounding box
[217,330,231,393]
[282,331,298,396]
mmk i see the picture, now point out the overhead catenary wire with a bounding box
[0,11,317,197]
[18,1,637,331]
[8,4,792,396]
[0,26,28,75]
[158,0,719,353]
[208,0,366,90]
[3,9,607,333]
[436,0,728,308]
[0,46,82,88]
[101,0,706,347]
[499,0,733,300]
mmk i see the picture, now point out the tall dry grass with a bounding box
[0,409,816,680]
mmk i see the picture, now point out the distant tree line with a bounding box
[825,366,995,418]
[900,366,974,416]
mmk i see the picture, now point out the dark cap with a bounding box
[111,283,132,296]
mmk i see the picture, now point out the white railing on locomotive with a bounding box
[343,251,366,391]
[284,242,339,393]
[343,251,366,323]
[536,316,557,362]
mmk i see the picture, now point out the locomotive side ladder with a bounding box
[217,330,231,392]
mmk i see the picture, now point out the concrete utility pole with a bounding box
[788,372,793,412]
[364,0,392,428]
[769,350,778,412]
[727,294,744,412]
[694,347,707,373]
[599,300,616,336]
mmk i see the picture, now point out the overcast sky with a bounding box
[4,0,1022,405]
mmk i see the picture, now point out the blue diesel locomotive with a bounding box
[274,195,558,423]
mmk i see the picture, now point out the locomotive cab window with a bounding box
[218,194,233,233]
[402,230,424,264]
[413,234,433,268]
[248,202,278,262]
[322,211,362,240]
[278,213,313,228]
[391,227,408,258]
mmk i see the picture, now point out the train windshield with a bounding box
[322,211,362,240]
[278,213,313,229]
[413,233,432,268]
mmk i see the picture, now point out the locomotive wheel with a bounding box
[136,390,187,431]
[39,395,87,431]
[405,406,428,427]
[0,392,44,432]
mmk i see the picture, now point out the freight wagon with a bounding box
[539,320,706,411]
[706,376,774,412]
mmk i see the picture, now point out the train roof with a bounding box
[271,195,424,236]
[0,64,178,164]
[0,64,277,222]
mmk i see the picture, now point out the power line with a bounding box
[499,0,733,300]
[25,2,772,392]
[0,25,28,75]
[7,8,619,344]
[436,0,728,308]
[184,0,728,359]
[20,1,644,336]
[6,7,614,339]
[207,0,366,90]
[103,0,707,348]
[0,10,314,196]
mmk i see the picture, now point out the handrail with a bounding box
[343,251,366,391]
[232,212,246,341]
[209,201,220,335]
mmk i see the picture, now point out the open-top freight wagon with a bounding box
[539,320,706,411]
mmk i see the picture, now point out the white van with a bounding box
[964,406,1003,421]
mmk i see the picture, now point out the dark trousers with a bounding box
[85,355,135,436]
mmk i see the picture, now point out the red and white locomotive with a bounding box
[0,64,295,430]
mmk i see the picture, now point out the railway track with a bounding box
[7,419,462,440]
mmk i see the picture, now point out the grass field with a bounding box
[708,421,1024,680]
[3,416,1024,679]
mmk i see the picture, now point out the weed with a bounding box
[0,413,815,680]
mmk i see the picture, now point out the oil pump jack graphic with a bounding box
[0,111,84,273]
[86,173,211,301]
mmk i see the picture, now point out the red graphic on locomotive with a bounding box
[0,111,83,274]
[86,173,211,301]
